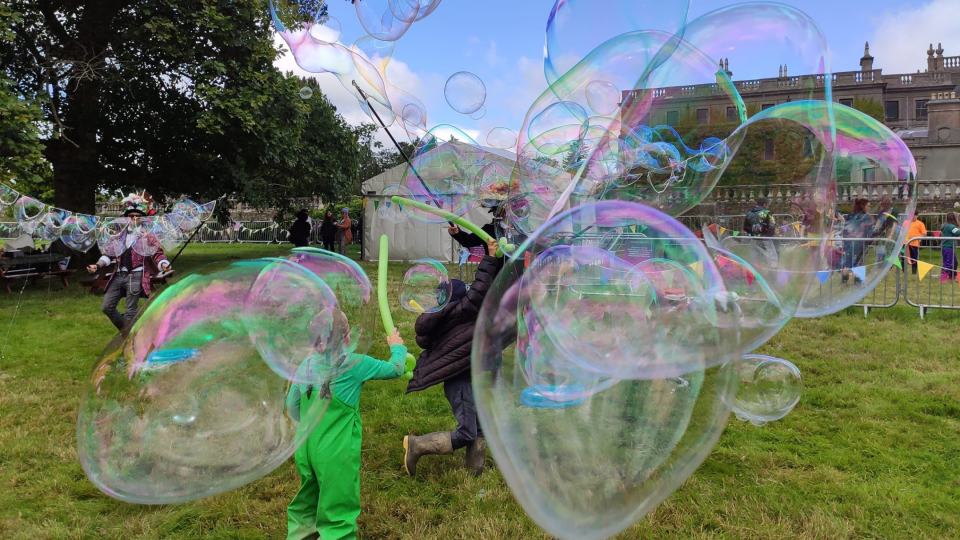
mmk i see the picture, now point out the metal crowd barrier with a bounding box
[0,223,23,241]
[902,236,960,318]
[198,222,234,243]
[235,221,282,243]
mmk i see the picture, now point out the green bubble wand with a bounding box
[390,196,517,257]
[378,234,416,380]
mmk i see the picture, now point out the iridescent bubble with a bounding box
[584,80,620,116]
[299,86,314,99]
[721,354,803,427]
[400,126,484,223]
[444,71,486,115]
[474,201,740,540]
[399,259,451,313]
[469,105,486,121]
[34,209,71,242]
[60,214,99,252]
[13,196,45,235]
[243,259,345,383]
[287,248,378,358]
[150,216,186,253]
[544,0,690,85]
[77,259,336,504]
[307,16,340,43]
[355,0,414,41]
[0,184,19,212]
[377,184,414,223]
[97,218,130,258]
[486,127,518,150]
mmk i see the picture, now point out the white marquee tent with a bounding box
[361,146,516,263]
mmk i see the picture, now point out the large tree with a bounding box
[2,0,361,217]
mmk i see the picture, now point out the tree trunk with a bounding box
[49,75,101,215]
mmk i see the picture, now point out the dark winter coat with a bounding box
[405,254,498,393]
[319,219,338,241]
[289,219,311,247]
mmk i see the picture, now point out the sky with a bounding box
[273,0,960,146]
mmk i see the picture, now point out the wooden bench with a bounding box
[0,266,42,293]
[79,259,175,296]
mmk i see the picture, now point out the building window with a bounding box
[696,108,708,124]
[916,99,929,119]
[885,100,900,120]
[863,167,876,183]
[763,139,775,160]
[666,110,679,125]
[762,103,775,110]
[839,98,853,107]
[726,106,738,123]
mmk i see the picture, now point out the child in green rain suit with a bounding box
[285,328,407,540]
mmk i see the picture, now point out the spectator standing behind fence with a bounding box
[904,218,927,275]
[841,198,875,285]
[939,212,960,282]
[288,209,311,248]
[743,197,779,269]
[336,208,352,256]
[319,210,337,252]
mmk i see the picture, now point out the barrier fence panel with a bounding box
[903,236,960,318]
[0,223,23,241]
[198,222,234,243]
[236,221,281,243]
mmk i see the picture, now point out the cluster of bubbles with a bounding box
[0,182,215,257]
[78,249,375,503]
[76,1,922,538]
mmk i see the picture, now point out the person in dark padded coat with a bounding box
[403,236,500,477]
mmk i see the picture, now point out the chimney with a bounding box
[860,42,874,72]
[784,63,788,77]
[926,90,960,144]
[928,44,936,72]
[779,65,783,78]
[724,58,731,77]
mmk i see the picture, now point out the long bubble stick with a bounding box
[390,196,516,256]
[378,235,395,335]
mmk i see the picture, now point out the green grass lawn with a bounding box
[1,243,959,539]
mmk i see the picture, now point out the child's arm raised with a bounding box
[354,329,408,381]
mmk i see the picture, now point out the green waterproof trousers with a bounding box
[287,390,362,540]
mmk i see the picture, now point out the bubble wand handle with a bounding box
[390,196,516,256]
[378,234,395,335]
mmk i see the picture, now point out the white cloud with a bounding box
[486,40,499,67]
[868,0,960,74]
[430,125,482,143]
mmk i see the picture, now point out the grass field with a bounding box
[1,242,959,540]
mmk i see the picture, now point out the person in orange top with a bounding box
[904,219,927,275]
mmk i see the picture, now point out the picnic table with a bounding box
[0,253,76,293]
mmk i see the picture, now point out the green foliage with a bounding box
[0,5,50,195]
[852,96,885,124]
[2,0,363,215]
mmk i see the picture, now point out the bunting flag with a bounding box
[777,270,792,286]
[719,226,727,235]
[793,222,802,233]
[917,261,934,281]
[851,266,866,281]
[716,255,730,269]
[816,270,830,284]
[732,231,740,236]
[691,261,704,278]
[362,198,368,209]
[933,231,942,237]
[373,200,379,211]
[661,269,675,287]
[891,256,902,270]
[629,225,636,233]
[746,271,755,286]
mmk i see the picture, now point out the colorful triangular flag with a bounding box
[661,269,675,288]
[732,231,740,236]
[691,261,704,278]
[891,256,902,270]
[716,255,730,269]
[777,270,791,286]
[918,261,934,281]
[746,271,755,286]
[719,226,727,235]
[374,200,380,211]
[629,225,636,233]
[816,270,830,284]
[851,266,866,281]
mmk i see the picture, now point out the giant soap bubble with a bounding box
[13,195,45,235]
[78,259,343,504]
[473,201,741,540]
